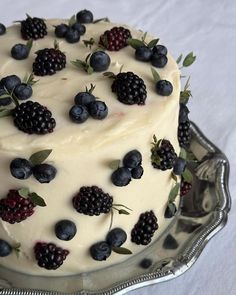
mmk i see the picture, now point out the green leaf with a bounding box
[147,38,159,48]
[93,17,110,23]
[141,32,147,42]
[127,38,145,49]
[176,54,183,64]
[26,39,33,52]
[22,72,39,86]
[54,39,60,50]
[151,67,161,83]
[87,65,94,75]
[183,52,196,67]
[29,149,52,165]
[103,72,116,79]
[83,38,95,49]
[0,108,12,118]
[118,209,130,215]
[0,94,11,99]
[87,84,96,94]
[179,148,187,160]
[168,183,180,203]
[112,247,132,255]
[29,192,46,207]
[68,15,77,27]
[18,187,30,198]
[109,160,121,170]
[182,168,193,183]
[180,90,192,104]
[13,243,21,258]
[71,60,87,70]
[171,172,178,182]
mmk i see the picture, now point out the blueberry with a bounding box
[11,44,29,60]
[106,228,127,247]
[10,158,33,180]
[69,105,89,123]
[152,45,168,56]
[76,9,93,23]
[74,92,95,106]
[151,53,168,68]
[88,100,108,120]
[71,23,86,35]
[156,80,173,96]
[0,240,12,257]
[89,51,110,72]
[65,28,80,43]
[123,150,142,169]
[33,164,57,183]
[179,103,189,123]
[90,241,111,261]
[173,157,186,175]
[131,166,144,179]
[111,167,132,187]
[164,203,177,218]
[1,75,21,92]
[55,24,69,38]
[0,23,6,36]
[139,258,153,269]
[14,83,33,100]
[55,220,77,241]
[135,46,152,62]
[0,87,11,106]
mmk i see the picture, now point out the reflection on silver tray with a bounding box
[0,122,231,295]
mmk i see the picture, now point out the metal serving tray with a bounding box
[0,122,231,295]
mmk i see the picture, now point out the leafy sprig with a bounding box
[177,52,196,68]
[93,17,110,24]
[180,76,192,104]
[127,32,159,50]
[22,72,39,86]
[12,243,21,258]
[83,38,95,49]
[150,135,162,166]
[71,49,103,74]
[109,204,132,231]
[151,67,161,83]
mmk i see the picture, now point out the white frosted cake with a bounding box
[0,10,193,277]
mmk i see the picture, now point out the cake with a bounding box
[0,10,194,276]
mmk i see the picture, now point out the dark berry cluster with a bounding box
[21,16,47,40]
[111,72,147,105]
[33,46,66,76]
[34,242,69,270]
[111,150,144,187]
[0,75,33,107]
[12,101,56,135]
[72,186,113,216]
[180,179,192,196]
[178,103,191,148]
[0,190,35,224]
[69,85,108,123]
[99,27,131,51]
[151,139,177,171]
[131,211,158,245]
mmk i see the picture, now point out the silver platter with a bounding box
[0,122,231,295]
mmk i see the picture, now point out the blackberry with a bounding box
[180,180,192,196]
[99,26,131,51]
[34,242,69,270]
[0,190,35,224]
[12,101,56,135]
[72,186,113,216]
[111,72,147,105]
[21,16,47,40]
[33,46,66,76]
[178,119,191,148]
[131,211,158,245]
[151,139,177,171]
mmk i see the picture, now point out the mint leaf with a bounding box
[0,108,12,118]
[29,149,52,165]
[18,188,30,198]
[182,168,193,183]
[112,247,132,255]
[127,38,145,49]
[168,183,180,203]
[147,38,159,48]
[151,67,161,83]
[183,52,196,67]
[29,192,46,207]
[109,160,121,170]
[176,54,183,64]
[68,15,76,27]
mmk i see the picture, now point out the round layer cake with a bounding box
[0,13,181,276]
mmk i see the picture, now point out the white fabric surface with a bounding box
[0,0,235,294]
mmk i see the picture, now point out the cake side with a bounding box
[0,19,181,276]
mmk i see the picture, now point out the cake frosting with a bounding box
[0,18,180,276]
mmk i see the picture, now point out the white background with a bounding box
[0,0,235,294]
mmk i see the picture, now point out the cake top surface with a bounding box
[0,19,180,152]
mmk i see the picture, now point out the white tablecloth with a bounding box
[0,0,235,294]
